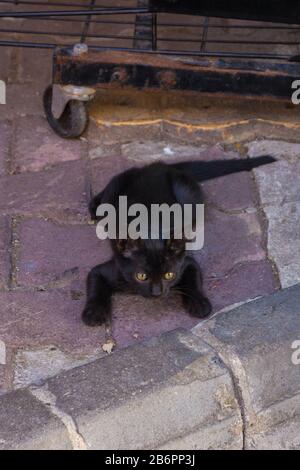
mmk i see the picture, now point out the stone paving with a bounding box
[0,42,300,395]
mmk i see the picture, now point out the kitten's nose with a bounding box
[151,284,162,297]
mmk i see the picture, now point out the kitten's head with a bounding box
[115,237,186,297]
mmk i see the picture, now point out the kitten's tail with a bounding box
[171,155,276,182]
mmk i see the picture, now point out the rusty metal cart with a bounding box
[1,0,300,138]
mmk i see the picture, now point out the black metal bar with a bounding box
[16,16,300,30]
[158,23,300,30]
[80,0,96,43]
[0,37,296,61]
[0,28,134,41]
[21,16,134,25]
[152,12,157,51]
[0,0,114,7]
[55,44,294,61]
[134,0,153,50]
[0,39,55,48]
[200,17,209,52]
[0,7,149,18]
[157,38,300,46]
[2,26,300,49]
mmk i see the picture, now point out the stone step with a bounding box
[0,283,299,449]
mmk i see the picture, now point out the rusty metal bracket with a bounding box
[53,48,300,102]
[51,43,96,119]
[51,84,96,119]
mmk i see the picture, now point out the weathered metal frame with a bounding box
[48,0,300,103]
[2,0,300,136]
[52,47,300,102]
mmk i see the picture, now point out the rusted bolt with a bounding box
[72,43,88,56]
[157,70,177,90]
[110,67,129,84]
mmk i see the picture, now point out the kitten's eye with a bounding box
[136,272,148,281]
[164,272,176,281]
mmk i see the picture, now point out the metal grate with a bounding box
[0,0,300,61]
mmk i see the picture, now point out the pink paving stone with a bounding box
[14,116,84,173]
[0,216,10,290]
[0,160,89,222]
[0,289,106,356]
[0,121,11,176]
[195,207,265,278]
[202,172,256,211]
[0,83,44,120]
[110,259,277,349]
[204,260,278,312]
[0,260,277,359]
[186,145,238,162]
[111,293,197,349]
[91,154,140,195]
[18,218,112,287]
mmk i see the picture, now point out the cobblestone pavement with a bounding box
[0,42,300,394]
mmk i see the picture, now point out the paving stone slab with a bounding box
[14,116,84,173]
[0,388,72,449]
[196,208,265,278]
[0,121,10,176]
[247,139,300,163]
[204,259,277,312]
[0,83,44,120]
[246,416,300,450]
[0,364,9,396]
[17,218,111,287]
[0,160,89,222]
[0,216,10,290]
[44,329,242,450]
[0,289,106,357]
[202,172,256,211]
[253,159,300,206]
[264,202,300,288]
[247,140,300,288]
[111,294,197,349]
[193,284,300,449]
[157,416,242,450]
[121,140,208,162]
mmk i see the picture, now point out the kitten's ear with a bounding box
[167,237,186,254]
[116,238,142,257]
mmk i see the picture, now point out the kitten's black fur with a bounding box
[83,156,276,326]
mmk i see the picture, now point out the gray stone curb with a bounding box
[193,284,300,450]
[0,329,243,450]
[0,284,299,450]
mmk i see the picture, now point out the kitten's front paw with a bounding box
[82,301,110,326]
[183,294,212,319]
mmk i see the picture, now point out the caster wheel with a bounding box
[43,85,89,138]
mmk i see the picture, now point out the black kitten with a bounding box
[82,155,276,326]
